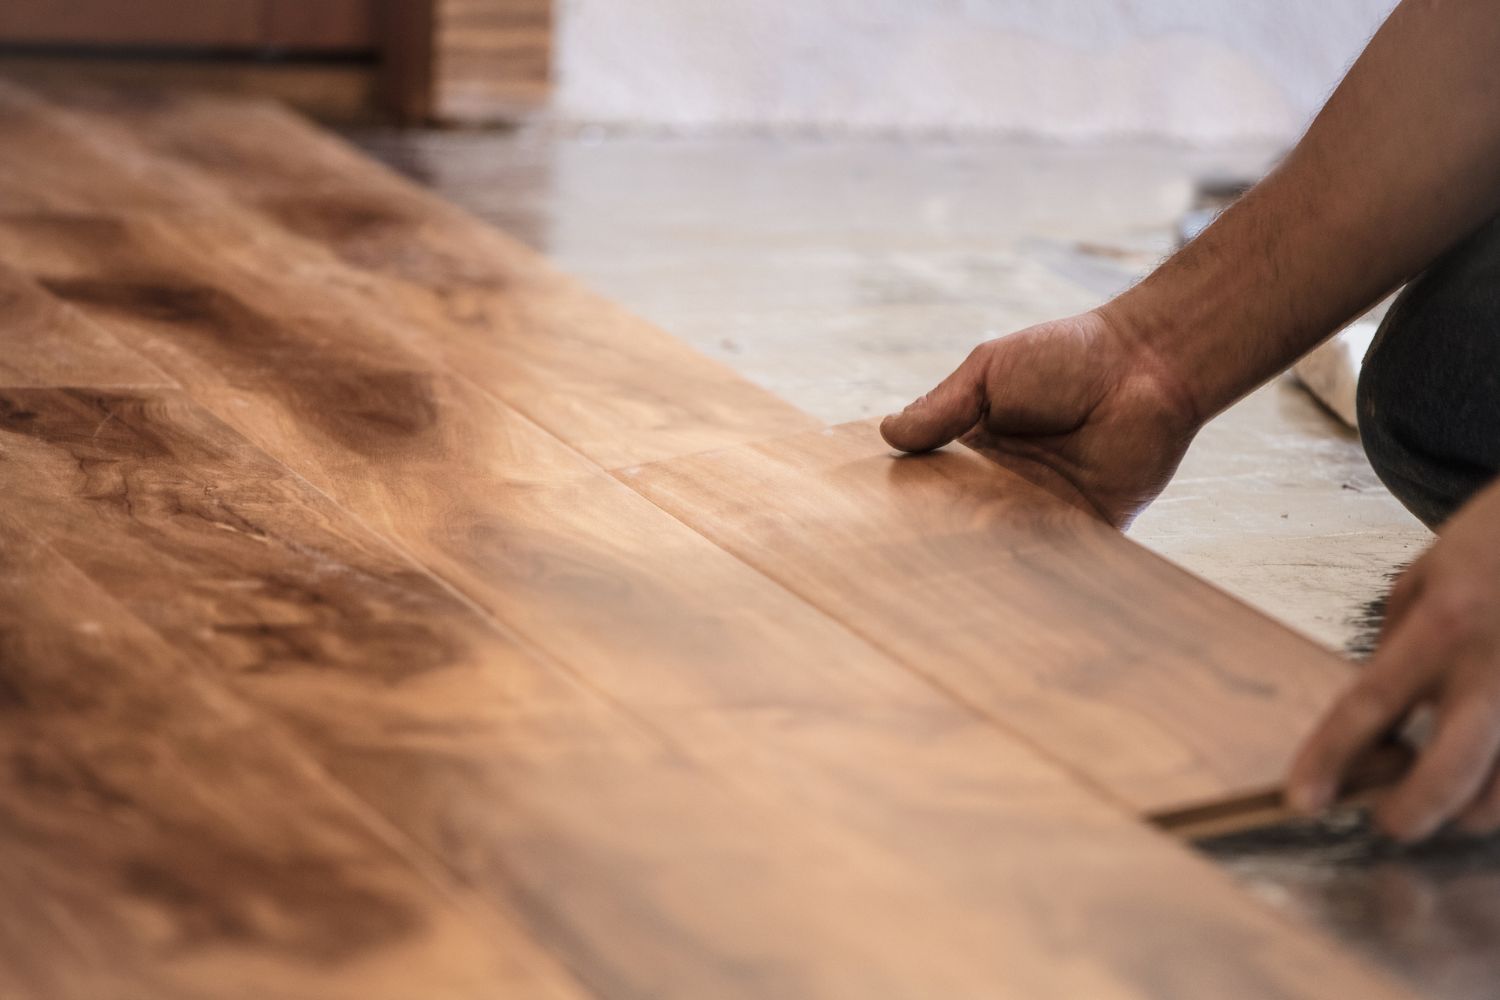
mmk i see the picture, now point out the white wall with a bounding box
[556,0,1398,142]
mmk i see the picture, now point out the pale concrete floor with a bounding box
[353,126,1485,998]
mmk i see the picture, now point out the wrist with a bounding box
[1092,296,1207,437]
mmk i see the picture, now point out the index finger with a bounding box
[1286,602,1453,813]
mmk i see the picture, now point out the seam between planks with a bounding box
[608,457,1187,821]
[604,452,1424,991]
[613,421,1372,818]
[17,106,1298,829]
[10,96,1334,827]
[11,257,1377,995]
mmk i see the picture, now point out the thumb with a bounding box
[880,350,988,453]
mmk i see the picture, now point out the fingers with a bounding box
[1286,606,1453,815]
[1455,757,1500,834]
[881,348,989,453]
[1375,687,1500,841]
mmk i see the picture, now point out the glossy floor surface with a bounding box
[349,125,1488,1000]
[0,80,1431,999]
[0,77,1439,998]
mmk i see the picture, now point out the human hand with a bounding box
[879,308,1202,527]
[1289,477,1500,841]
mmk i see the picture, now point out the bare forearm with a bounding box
[1106,0,1500,422]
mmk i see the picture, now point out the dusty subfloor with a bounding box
[352,125,1486,998]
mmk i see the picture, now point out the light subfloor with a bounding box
[351,125,1486,999]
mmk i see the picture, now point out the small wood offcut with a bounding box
[0,78,1415,998]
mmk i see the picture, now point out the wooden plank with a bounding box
[434,0,551,122]
[0,73,1360,813]
[0,76,1289,825]
[0,90,1260,809]
[1153,742,1414,841]
[626,420,1368,817]
[0,1,262,48]
[264,0,378,50]
[0,518,580,1000]
[0,378,1418,1000]
[0,84,1418,997]
[377,0,436,123]
[0,58,379,123]
[0,0,378,51]
[0,83,179,212]
[5,81,819,468]
[0,261,174,387]
[0,384,1006,998]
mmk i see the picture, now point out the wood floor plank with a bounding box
[0,385,1019,998]
[0,79,820,469]
[0,261,174,388]
[0,157,1351,822]
[626,420,1365,816]
[0,114,1301,817]
[0,519,582,1000]
[0,380,1417,1000]
[0,86,188,215]
[0,81,1419,997]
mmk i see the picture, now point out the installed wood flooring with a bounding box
[0,80,1415,998]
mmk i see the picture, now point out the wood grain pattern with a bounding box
[0,58,379,123]
[0,378,1417,1000]
[4,385,1073,999]
[0,83,191,213]
[9,82,818,468]
[0,518,580,1000]
[264,0,378,50]
[0,0,377,51]
[0,83,1321,816]
[627,420,1368,816]
[0,1,263,47]
[0,261,174,387]
[378,0,436,123]
[434,0,551,121]
[0,82,1420,997]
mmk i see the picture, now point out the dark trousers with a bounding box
[1359,217,1500,529]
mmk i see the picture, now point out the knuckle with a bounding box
[1458,803,1500,836]
[1335,683,1399,732]
[961,345,996,386]
[1376,790,1440,842]
[1425,582,1484,637]
[1409,778,1460,819]
[1388,761,1483,839]
[1377,808,1424,842]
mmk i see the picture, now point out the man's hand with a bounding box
[879,308,1200,528]
[1290,478,1500,841]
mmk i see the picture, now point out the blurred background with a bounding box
[0,0,1395,140]
[556,0,1395,142]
